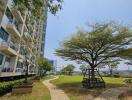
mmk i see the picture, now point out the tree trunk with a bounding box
[108,65,113,76]
[110,68,113,76]
[43,70,47,76]
[25,59,28,83]
[91,67,95,80]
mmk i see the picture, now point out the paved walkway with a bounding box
[43,76,70,100]
[94,86,132,100]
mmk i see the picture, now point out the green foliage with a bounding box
[47,0,63,15]
[118,48,132,65]
[0,80,51,100]
[62,64,75,75]
[79,65,87,71]
[113,74,121,78]
[0,79,25,96]
[63,64,75,72]
[14,0,63,18]
[37,57,53,76]
[56,22,132,70]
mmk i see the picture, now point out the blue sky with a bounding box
[45,0,132,71]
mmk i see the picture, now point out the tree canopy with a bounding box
[55,22,132,70]
[62,64,75,75]
[37,57,53,76]
[118,48,132,66]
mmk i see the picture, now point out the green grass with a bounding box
[0,81,51,100]
[51,74,128,100]
[42,75,55,80]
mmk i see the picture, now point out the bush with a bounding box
[0,77,32,96]
[113,74,120,78]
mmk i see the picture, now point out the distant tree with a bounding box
[55,22,132,80]
[37,57,53,77]
[62,64,75,75]
[107,61,120,76]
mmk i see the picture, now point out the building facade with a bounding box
[0,0,47,78]
[48,59,57,73]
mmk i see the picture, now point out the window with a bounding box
[0,27,9,41]
[0,54,4,65]
[5,7,13,23]
[42,33,45,41]
[41,44,44,52]
[17,61,23,68]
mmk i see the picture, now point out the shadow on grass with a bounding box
[106,83,126,88]
[55,81,127,96]
[56,81,104,98]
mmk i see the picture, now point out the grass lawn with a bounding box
[0,81,51,100]
[42,75,55,80]
[51,74,128,100]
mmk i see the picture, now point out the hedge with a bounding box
[0,77,32,96]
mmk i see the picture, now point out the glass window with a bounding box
[0,54,4,65]
[41,44,44,52]
[17,61,23,68]
[0,27,9,41]
[5,7,13,23]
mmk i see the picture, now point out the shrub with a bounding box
[113,74,120,78]
[0,77,32,96]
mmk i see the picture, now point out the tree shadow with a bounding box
[56,81,104,98]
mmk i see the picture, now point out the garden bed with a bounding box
[12,82,33,94]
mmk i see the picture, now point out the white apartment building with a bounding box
[0,0,47,78]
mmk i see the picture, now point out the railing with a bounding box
[1,41,19,52]
[14,19,21,34]
[7,19,21,35]
[15,68,25,73]
[12,0,25,18]
[2,67,13,72]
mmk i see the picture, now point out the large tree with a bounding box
[55,22,132,79]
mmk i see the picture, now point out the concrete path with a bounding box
[94,86,132,100]
[43,76,70,100]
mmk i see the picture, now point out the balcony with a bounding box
[6,21,21,38]
[23,32,32,40]
[1,67,13,72]
[0,67,14,77]
[11,6,24,23]
[0,72,22,77]
[0,41,18,56]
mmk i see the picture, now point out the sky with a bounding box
[45,0,132,71]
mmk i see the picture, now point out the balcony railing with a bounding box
[15,68,25,73]
[11,0,25,22]
[1,41,19,52]
[14,20,21,34]
[2,67,13,72]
